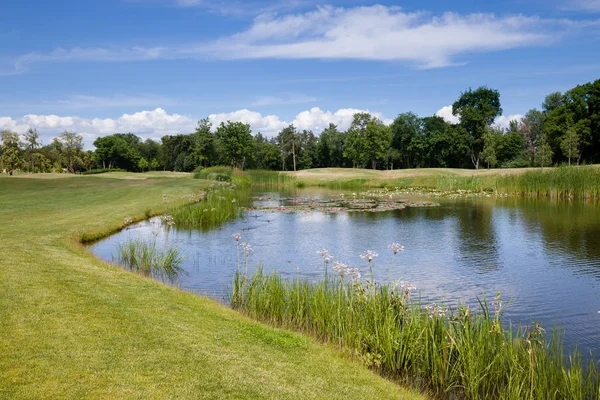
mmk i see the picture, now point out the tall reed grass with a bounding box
[169,182,247,230]
[496,166,600,199]
[194,166,295,187]
[116,237,184,281]
[231,268,599,399]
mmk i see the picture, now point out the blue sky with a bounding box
[1,0,600,146]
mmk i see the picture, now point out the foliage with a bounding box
[215,121,254,169]
[452,86,503,169]
[0,130,24,175]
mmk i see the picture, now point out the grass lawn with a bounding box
[0,173,425,399]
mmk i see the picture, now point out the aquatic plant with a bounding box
[116,237,184,281]
[231,247,600,399]
[496,166,600,199]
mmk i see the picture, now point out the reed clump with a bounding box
[232,268,599,399]
[169,182,247,230]
[496,166,600,199]
[116,237,184,281]
[193,166,234,181]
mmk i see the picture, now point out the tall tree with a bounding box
[0,130,23,175]
[344,113,390,169]
[23,128,41,172]
[390,112,422,168]
[452,86,502,169]
[561,125,580,165]
[535,135,554,168]
[59,131,84,173]
[519,109,544,165]
[215,121,254,169]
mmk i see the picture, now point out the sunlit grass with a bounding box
[232,267,600,399]
[0,174,420,399]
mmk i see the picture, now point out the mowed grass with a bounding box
[0,173,424,400]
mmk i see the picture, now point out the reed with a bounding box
[169,182,247,230]
[193,166,234,181]
[116,237,184,281]
[232,268,599,399]
[496,166,600,199]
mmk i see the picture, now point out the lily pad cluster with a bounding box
[247,196,438,214]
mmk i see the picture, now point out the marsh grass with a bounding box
[496,166,600,199]
[116,237,184,281]
[169,182,248,230]
[193,166,234,181]
[232,269,600,399]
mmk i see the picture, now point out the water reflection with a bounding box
[91,189,600,358]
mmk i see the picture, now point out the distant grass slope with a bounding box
[0,173,423,400]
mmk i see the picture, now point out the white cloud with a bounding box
[201,6,559,68]
[208,109,288,136]
[435,105,523,129]
[435,105,460,124]
[0,108,196,148]
[494,114,524,129]
[1,106,392,149]
[3,5,582,74]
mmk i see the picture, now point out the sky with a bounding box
[1,0,600,148]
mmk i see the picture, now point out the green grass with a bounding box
[291,166,600,198]
[169,181,249,231]
[496,166,600,199]
[0,173,424,399]
[232,268,600,399]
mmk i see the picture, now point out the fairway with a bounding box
[0,174,423,399]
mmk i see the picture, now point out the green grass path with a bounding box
[0,174,424,399]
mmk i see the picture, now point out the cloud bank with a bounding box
[0,107,390,149]
[3,5,580,74]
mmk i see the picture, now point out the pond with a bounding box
[90,188,600,358]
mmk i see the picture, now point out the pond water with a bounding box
[90,188,600,358]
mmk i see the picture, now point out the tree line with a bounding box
[2,79,599,175]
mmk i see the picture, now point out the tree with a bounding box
[59,131,83,173]
[138,157,149,171]
[535,135,553,168]
[390,112,422,168]
[542,92,564,113]
[23,128,41,172]
[192,118,216,168]
[519,109,544,165]
[452,86,502,169]
[480,128,499,169]
[561,125,580,165]
[344,113,390,169]
[93,133,142,171]
[215,121,254,169]
[150,158,160,171]
[276,125,298,171]
[0,130,24,175]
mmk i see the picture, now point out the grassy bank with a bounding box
[290,166,600,199]
[0,173,423,399]
[232,268,599,399]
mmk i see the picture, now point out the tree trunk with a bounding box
[371,158,376,170]
[292,137,297,172]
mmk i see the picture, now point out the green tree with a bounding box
[192,118,216,168]
[138,157,149,171]
[0,130,24,175]
[390,112,422,168]
[452,86,502,169]
[344,113,391,169]
[480,128,498,169]
[59,131,84,173]
[519,109,544,165]
[542,92,564,113]
[23,128,41,173]
[150,158,160,171]
[535,135,554,168]
[215,121,253,169]
[561,125,580,165]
